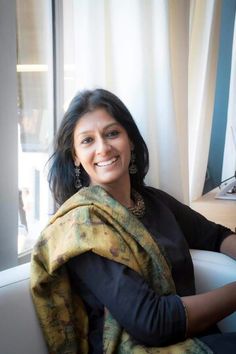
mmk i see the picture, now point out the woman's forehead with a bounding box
[74,108,121,135]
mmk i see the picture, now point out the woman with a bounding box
[31,88,236,354]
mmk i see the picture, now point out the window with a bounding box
[16,0,54,257]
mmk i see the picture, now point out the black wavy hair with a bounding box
[48,88,149,205]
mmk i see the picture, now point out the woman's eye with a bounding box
[106,130,119,138]
[81,137,93,144]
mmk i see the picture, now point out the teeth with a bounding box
[96,157,118,167]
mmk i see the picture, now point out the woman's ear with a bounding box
[72,147,80,166]
[130,140,134,150]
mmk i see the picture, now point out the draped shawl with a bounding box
[30,185,212,354]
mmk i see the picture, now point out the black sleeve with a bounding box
[67,251,186,347]
[151,188,234,251]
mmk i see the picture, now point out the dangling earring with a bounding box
[74,165,82,189]
[129,150,137,174]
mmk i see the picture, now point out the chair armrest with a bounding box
[0,263,48,354]
[190,249,236,332]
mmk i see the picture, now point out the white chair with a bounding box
[0,250,235,354]
[190,249,236,332]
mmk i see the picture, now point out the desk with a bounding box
[191,188,236,232]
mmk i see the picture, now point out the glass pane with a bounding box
[16,0,54,255]
[63,0,76,107]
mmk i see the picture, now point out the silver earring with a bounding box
[74,165,82,189]
[129,151,137,174]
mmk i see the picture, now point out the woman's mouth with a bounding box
[95,156,118,167]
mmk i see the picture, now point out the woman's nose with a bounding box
[96,137,112,155]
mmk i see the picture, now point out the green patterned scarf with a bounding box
[30,185,212,354]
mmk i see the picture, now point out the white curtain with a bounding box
[189,0,221,201]
[222,12,236,181]
[63,0,221,204]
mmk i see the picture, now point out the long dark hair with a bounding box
[48,88,149,205]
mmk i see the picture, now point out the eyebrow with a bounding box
[76,122,120,136]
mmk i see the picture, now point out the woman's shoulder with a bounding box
[141,185,176,202]
[140,186,186,214]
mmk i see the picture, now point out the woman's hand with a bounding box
[220,234,236,260]
[182,281,236,336]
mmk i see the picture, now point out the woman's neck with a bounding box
[97,179,133,208]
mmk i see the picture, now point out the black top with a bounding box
[67,187,233,353]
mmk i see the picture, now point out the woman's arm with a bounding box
[149,187,235,252]
[68,252,236,344]
[68,252,186,346]
[182,282,236,336]
[220,233,236,259]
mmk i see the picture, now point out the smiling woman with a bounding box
[31,88,236,354]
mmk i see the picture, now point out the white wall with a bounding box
[0,0,18,270]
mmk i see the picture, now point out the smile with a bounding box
[95,156,118,167]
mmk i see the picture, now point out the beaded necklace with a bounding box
[128,189,145,218]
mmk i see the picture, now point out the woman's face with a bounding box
[73,108,133,190]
